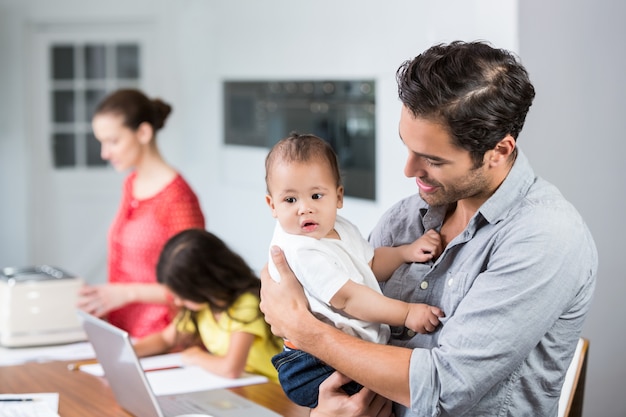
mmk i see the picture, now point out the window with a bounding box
[49,43,141,168]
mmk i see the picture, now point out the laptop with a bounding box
[77,310,281,417]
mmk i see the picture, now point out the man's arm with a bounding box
[260,246,412,406]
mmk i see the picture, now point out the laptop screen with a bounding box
[76,310,281,417]
[77,309,166,417]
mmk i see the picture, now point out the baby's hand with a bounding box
[405,229,442,263]
[405,303,445,334]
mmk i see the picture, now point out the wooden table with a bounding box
[0,360,309,417]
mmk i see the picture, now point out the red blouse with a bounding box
[107,172,205,338]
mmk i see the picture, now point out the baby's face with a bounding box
[266,160,343,240]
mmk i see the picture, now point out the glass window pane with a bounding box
[52,45,74,80]
[47,41,143,170]
[53,90,75,123]
[85,89,107,122]
[85,44,107,79]
[86,132,106,167]
[116,44,140,78]
[52,133,76,167]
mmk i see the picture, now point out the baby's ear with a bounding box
[265,195,278,217]
[336,186,344,209]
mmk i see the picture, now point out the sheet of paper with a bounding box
[0,342,94,366]
[78,352,268,394]
[78,352,185,376]
[0,393,60,417]
[145,366,268,396]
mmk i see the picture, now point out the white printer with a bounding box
[0,265,86,347]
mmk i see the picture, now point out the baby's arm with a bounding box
[330,280,444,333]
[371,229,442,282]
[404,303,445,334]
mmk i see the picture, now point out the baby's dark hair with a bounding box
[264,132,342,194]
[94,88,172,132]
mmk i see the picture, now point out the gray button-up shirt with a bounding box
[370,150,597,417]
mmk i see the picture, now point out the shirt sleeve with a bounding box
[295,246,355,303]
[271,225,354,304]
[407,205,596,415]
[226,293,268,339]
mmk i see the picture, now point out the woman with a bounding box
[78,88,205,338]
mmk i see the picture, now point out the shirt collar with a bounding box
[479,148,535,225]
[420,148,535,229]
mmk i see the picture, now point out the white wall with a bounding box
[1,1,624,416]
[0,0,516,272]
[0,3,29,266]
[166,0,517,271]
[519,1,626,416]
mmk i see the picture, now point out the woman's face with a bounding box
[92,113,145,172]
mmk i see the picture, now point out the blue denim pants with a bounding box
[271,347,362,408]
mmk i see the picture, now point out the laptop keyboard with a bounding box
[158,396,213,416]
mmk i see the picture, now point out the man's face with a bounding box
[399,106,492,207]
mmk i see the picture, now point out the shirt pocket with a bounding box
[439,271,471,324]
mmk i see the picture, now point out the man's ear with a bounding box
[489,135,516,166]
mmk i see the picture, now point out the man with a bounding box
[260,41,597,417]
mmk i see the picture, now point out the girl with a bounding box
[133,228,282,381]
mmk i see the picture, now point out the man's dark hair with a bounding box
[397,40,535,167]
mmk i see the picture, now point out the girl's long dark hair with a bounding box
[157,228,272,343]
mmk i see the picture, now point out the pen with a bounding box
[0,398,34,402]
[67,359,99,371]
[144,365,182,372]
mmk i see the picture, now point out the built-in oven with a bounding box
[223,80,376,200]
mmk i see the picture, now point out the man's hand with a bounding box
[311,371,394,417]
[259,245,311,340]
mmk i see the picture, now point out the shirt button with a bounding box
[420,281,428,290]
[448,278,454,286]
[406,329,416,337]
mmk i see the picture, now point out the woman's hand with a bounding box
[259,246,311,340]
[77,284,132,317]
[311,371,394,417]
